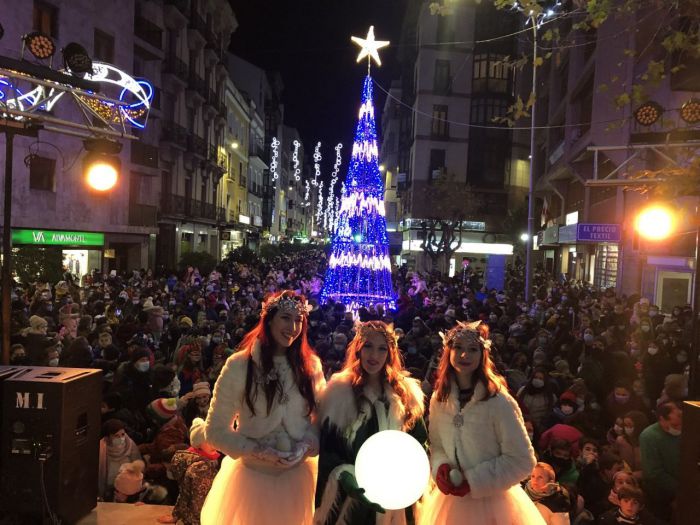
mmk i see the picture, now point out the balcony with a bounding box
[160,121,188,150]
[160,193,187,216]
[131,141,159,169]
[207,144,217,163]
[248,142,267,163]
[135,16,163,50]
[186,71,206,104]
[203,90,218,119]
[129,203,158,228]
[187,199,217,221]
[189,12,207,36]
[164,0,189,28]
[163,53,188,88]
[187,133,207,158]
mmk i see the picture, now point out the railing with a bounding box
[161,193,187,216]
[208,144,217,162]
[206,90,218,107]
[188,71,206,94]
[187,133,207,157]
[135,16,162,49]
[248,142,266,160]
[129,203,158,227]
[161,121,188,148]
[163,53,187,78]
[216,206,226,223]
[131,141,159,169]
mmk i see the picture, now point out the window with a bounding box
[473,54,509,93]
[431,105,449,138]
[429,149,445,181]
[434,60,451,94]
[33,2,58,37]
[470,97,509,125]
[93,29,114,63]
[29,156,56,191]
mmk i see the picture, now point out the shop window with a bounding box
[29,155,56,191]
[94,29,114,63]
[594,244,618,290]
[33,1,58,37]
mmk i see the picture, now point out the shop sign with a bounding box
[576,223,620,243]
[12,229,104,247]
[543,225,559,245]
[239,214,250,225]
[558,224,577,243]
[565,211,579,225]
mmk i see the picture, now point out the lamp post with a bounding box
[524,15,537,303]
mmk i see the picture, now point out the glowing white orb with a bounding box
[85,161,118,191]
[355,430,429,510]
[635,205,674,241]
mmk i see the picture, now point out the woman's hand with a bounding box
[435,464,454,495]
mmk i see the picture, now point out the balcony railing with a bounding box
[208,144,217,162]
[131,141,159,169]
[135,16,162,49]
[187,133,207,157]
[248,142,267,161]
[187,71,206,94]
[163,53,188,78]
[129,203,158,227]
[161,121,188,149]
[161,193,187,216]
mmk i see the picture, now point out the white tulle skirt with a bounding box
[200,455,317,525]
[418,484,546,525]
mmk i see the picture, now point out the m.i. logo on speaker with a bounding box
[15,391,47,410]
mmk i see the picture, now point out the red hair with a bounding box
[434,322,507,403]
[340,321,422,429]
[240,290,317,416]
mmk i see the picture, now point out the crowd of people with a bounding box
[4,248,690,524]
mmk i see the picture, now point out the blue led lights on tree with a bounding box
[321,73,396,312]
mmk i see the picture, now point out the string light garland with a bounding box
[292,139,301,181]
[304,179,311,207]
[270,137,280,182]
[316,180,324,226]
[312,141,322,186]
[321,71,397,313]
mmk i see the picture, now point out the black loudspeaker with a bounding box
[677,401,700,524]
[0,366,102,524]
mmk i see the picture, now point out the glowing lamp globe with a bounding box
[85,161,118,191]
[635,205,674,241]
[355,430,429,510]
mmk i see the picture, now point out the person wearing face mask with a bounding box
[641,341,674,404]
[21,314,57,365]
[98,419,142,501]
[615,410,649,481]
[603,383,648,427]
[176,343,206,396]
[9,344,30,366]
[42,346,61,367]
[516,368,557,434]
[544,390,582,429]
[112,347,153,416]
[639,401,682,521]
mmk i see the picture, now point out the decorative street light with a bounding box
[635,204,675,241]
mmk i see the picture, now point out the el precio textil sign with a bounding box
[11,229,105,247]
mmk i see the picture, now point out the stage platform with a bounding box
[76,502,174,525]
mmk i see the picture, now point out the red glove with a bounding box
[451,479,471,497]
[435,464,453,495]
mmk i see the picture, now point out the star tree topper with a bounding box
[351,26,390,71]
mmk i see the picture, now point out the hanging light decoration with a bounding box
[292,139,301,181]
[23,32,56,60]
[270,137,280,182]
[680,98,700,124]
[634,101,663,127]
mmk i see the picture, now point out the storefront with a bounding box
[11,228,104,282]
[556,223,621,289]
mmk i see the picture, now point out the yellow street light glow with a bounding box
[635,204,674,241]
[378,164,386,172]
[85,161,118,191]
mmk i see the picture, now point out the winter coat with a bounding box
[171,448,220,525]
[428,381,536,499]
[314,371,427,525]
[204,341,326,461]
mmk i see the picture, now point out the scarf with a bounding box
[613,509,639,524]
[524,481,557,502]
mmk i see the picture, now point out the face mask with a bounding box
[561,405,575,415]
[590,402,600,410]
[677,354,688,363]
[531,378,545,389]
[135,361,150,373]
[624,426,634,436]
[132,299,140,305]
[613,424,623,435]
[667,427,681,436]
[648,346,659,355]
[615,394,629,404]
[583,334,594,344]
[641,325,650,332]
[48,358,59,367]
[111,436,126,447]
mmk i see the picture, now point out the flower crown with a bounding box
[262,294,312,317]
[355,321,398,348]
[439,320,492,350]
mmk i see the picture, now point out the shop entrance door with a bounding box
[655,270,692,313]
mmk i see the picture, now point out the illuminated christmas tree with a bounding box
[321,27,396,312]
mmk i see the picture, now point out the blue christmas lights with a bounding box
[321,75,397,312]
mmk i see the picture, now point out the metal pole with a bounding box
[2,130,13,365]
[525,20,537,302]
[690,203,700,398]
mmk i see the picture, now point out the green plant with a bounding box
[223,246,259,266]
[12,246,64,284]
[177,251,218,276]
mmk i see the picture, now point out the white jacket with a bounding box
[204,341,326,459]
[428,381,536,499]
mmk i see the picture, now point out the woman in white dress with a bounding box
[420,321,545,525]
[201,290,326,525]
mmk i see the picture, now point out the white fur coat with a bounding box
[428,381,536,499]
[204,342,325,459]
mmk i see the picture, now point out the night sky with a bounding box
[228,0,406,164]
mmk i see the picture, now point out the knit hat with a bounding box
[152,364,176,391]
[190,417,206,448]
[147,397,178,423]
[29,315,48,331]
[130,347,150,363]
[192,381,211,398]
[560,390,578,404]
[102,418,125,437]
[55,281,69,297]
[114,460,145,496]
[141,297,155,310]
[179,316,193,328]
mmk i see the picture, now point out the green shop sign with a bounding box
[12,229,105,247]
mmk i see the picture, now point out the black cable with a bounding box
[38,459,61,525]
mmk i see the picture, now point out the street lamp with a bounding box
[635,204,674,241]
[83,138,121,192]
